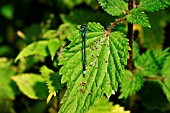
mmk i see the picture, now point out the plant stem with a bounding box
[143,76,164,81]
[127,0,134,72]
[106,17,126,36]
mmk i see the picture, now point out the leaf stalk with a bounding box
[106,17,126,36]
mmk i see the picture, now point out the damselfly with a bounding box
[80,24,88,77]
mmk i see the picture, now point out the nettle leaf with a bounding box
[12,73,48,99]
[160,55,170,102]
[59,22,130,113]
[15,41,49,62]
[98,0,128,16]
[126,8,151,28]
[134,48,169,77]
[40,66,62,103]
[119,70,143,99]
[139,0,170,12]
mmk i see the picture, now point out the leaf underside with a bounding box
[59,22,130,113]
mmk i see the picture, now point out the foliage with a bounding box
[98,0,128,16]
[126,8,151,27]
[0,58,18,100]
[12,73,48,99]
[139,0,170,12]
[119,70,143,99]
[160,55,170,102]
[58,22,130,113]
[87,97,130,113]
[40,65,62,103]
[0,0,170,113]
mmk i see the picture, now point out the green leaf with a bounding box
[110,105,130,113]
[126,8,151,28]
[12,73,48,99]
[88,97,130,113]
[0,58,18,100]
[139,0,170,12]
[15,41,50,62]
[119,70,143,99]
[134,48,169,77]
[47,39,64,60]
[17,56,44,73]
[56,23,77,40]
[42,30,58,39]
[0,5,14,20]
[59,22,130,113]
[98,0,128,16]
[160,55,170,102]
[40,66,62,102]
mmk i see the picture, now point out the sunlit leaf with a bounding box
[0,58,17,100]
[42,30,58,39]
[59,22,130,113]
[88,97,130,113]
[15,41,49,62]
[40,66,62,102]
[12,73,48,99]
